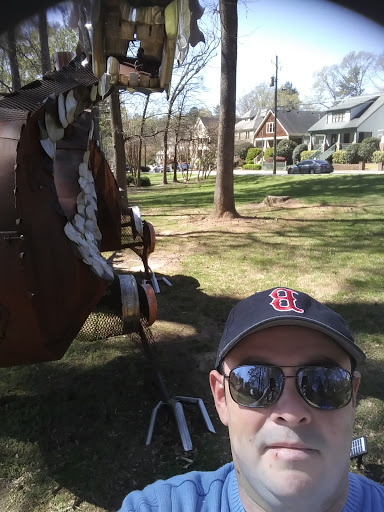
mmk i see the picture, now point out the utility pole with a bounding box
[270,55,278,175]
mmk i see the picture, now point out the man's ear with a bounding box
[209,370,229,426]
[352,371,361,408]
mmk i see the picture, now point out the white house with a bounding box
[234,109,266,142]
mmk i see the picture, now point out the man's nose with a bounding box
[269,376,312,426]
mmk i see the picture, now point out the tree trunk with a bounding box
[163,109,171,185]
[38,10,51,75]
[137,94,150,187]
[212,0,238,218]
[109,87,128,211]
[7,27,21,91]
[173,111,182,182]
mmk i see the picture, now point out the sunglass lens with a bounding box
[229,365,283,407]
[297,367,352,409]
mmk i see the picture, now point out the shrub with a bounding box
[139,175,151,186]
[300,150,317,160]
[332,150,346,164]
[264,147,274,159]
[358,137,380,162]
[276,139,297,165]
[233,157,245,168]
[345,143,361,164]
[141,165,150,173]
[245,147,262,163]
[292,143,308,163]
[372,151,384,163]
[234,141,253,159]
[126,174,134,185]
[242,164,262,170]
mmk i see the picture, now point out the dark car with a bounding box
[287,159,334,174]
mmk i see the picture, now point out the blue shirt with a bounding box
[117,462,384,511]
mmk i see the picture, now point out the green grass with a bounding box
[1,173,383,511]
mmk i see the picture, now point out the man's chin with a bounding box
[259,468,317,497]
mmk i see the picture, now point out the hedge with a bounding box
[345,143,361,164]
[300,150,317,160]
[372,151,384,163]
[292,143,308,163]
[245,147,262,163]
[358,137,380,162]
[332,150,346,164]
[242,164,262,170]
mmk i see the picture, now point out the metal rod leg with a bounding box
[146,401,164,445]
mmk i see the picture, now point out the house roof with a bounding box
[254,110,324,138]
[199,116,219,129]
[277,110,325,135]
[328,94,380,112]
[239,108,258,119]
[235,114,264,132]
[308,94,384,132]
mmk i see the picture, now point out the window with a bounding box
[332,112,345,123]
[343,133,350,143]
[266,122,274,133]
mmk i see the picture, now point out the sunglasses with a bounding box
[223,364,353,410]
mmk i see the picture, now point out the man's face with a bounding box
[210,325,360,512]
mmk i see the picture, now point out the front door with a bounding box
[331,134,338,145]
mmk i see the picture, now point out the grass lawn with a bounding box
[1,173,383,511]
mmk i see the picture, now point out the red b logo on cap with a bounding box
[269,288,304,313]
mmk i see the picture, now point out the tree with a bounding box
[278,81,300,110]
[5,26,21,90]
[237,81,301,115]
[276,139,297,165]
[369,52,384,92]
[234,140,253,160]
[311,51,377,107]
[38,9,51,74]
[161,33,219,185]
[109,87,128,211]
[136,93,151,186]
[212,0,238,218]
[237,82,274,116]
[0,7,77,92]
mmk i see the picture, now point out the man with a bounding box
[118,287,384,511]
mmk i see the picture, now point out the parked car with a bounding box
[153,164,172,173]
[287,159,334,174]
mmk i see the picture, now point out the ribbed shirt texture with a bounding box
[117,462,384,511]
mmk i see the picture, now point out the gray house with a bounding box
[308,94,384,151]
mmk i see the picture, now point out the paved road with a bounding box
[231,169,383,176]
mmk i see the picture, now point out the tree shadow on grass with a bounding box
[0,274,383,510]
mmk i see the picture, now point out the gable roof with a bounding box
[254,110,324,137]
[328,94,380,112]
[235,114,264,132]
[199,116,219,129]
[308,94,384,132]
[277,110,324,135]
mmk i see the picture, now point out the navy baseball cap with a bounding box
[215,287,366,368]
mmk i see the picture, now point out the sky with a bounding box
[200,0,384,112]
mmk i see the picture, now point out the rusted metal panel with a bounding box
[90,139,122,252]
[0,137,19,231]
[0,109,109,367]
